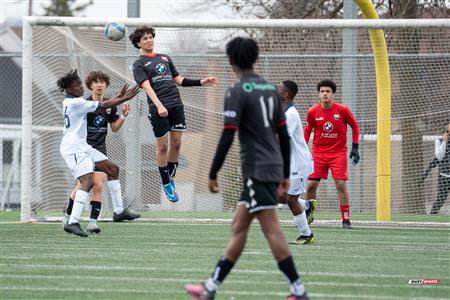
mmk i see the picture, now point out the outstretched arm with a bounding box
[99,84,139,109]
[173,75,218,87]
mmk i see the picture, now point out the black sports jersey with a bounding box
[132,53,182,113]
[86,96,120,155]
[224,74,286,182]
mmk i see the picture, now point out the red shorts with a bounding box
[309,151,348,180]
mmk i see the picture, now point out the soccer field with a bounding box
[1,212,449,300]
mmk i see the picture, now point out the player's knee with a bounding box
[171,141,182,152]
[157,143,169,154]
[109,164,119,177]
[92,183,103,195]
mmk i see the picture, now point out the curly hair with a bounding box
[226,37,259,70]
[317,79,337,93]
[56,69,81,92]
[85,71,110,90]
[129,26,156,49]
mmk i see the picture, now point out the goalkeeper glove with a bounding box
[350,143,360,165]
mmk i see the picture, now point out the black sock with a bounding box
[90,201,102,220]
[211,256,235,283]
[159,166,170,185]
[278,256,299,283]
[168,161,179,178]
[66,197,74,215]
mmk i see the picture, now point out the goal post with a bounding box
[21,17,450,223]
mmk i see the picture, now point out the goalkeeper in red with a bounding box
[304,79,360,229]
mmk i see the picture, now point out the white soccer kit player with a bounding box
[60,96,108,179]
[285,105,313,196]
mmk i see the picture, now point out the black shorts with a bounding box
[148,105,186,138]
[239,177,279,214]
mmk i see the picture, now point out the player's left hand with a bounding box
[121,104,130,117]
[201,77,219,86]
[208,178,220,193]
[350,143,360,165]
[277,178,290,197]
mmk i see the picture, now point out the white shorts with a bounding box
[287,174,308,196]
[62,148,108,179]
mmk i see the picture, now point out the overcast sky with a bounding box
[1,0,237,23]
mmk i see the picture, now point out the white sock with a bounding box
[89,219,97,224]
[107,180,124,214]
[68,190,88,224]
[293,211,311,236]
[298,198,310,210]
[289,279,306,297]
[205,277,219,292]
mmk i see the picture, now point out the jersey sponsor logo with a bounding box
[161,56,169,62]
[156,63,167,74]
[323,122,333,132]
[315,117,324,121]
[334,114,340,120]
[106,108,111,114]
[94,115,106,126]
[224,110,237,118]
[242,82,276,93]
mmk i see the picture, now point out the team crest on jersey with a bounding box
[323,122,333,132]
[334,114,339,120]
[161,56,169,62]
[156,63,167,74]
[94,115,106,126]
[106,108,111,114]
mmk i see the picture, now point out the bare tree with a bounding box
[42,0,93,17]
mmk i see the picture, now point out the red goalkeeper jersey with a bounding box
[304,102,359,154]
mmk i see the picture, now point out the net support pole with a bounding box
[21,18,33,223]
[342,0,358,210]
[354,0,391,221]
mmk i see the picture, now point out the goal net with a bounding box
[22,18,450,222]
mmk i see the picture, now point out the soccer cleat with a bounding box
[290,234,316,245]
[305,199,317,225]
[163,182,179,202]
[64,223,88,237]
[113,209,141,222]
[86,222,101,234]
[62,213,70,227]
[287,292,310,300]
[342,220,353,229]
[170,178,176,190]
[185,283,215,300]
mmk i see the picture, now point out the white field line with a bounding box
[3,218,449,228]
[2,242,449,255]
[1,274,449,290]
[1,263,449,280]
[0,286,448,300]
[2,251,449,262]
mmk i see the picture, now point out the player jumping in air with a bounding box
[185,37,309,300]
[63,71,140,234]
[130,26,218,203]
[58,70,139,237]
[278,80,316,244]
[304,79,360,229]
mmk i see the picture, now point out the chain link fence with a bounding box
[1,51,22,209]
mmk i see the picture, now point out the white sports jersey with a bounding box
[60,96,100,155]
[285,105,313,177]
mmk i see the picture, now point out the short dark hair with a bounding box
[129,26,156,49]
[317,79,337,93]
[56,69,81,92]
[85,71,110,90]
[282,80,298,99]
[226,37,259,70]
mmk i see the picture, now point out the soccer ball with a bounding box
[104,22,126,41]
